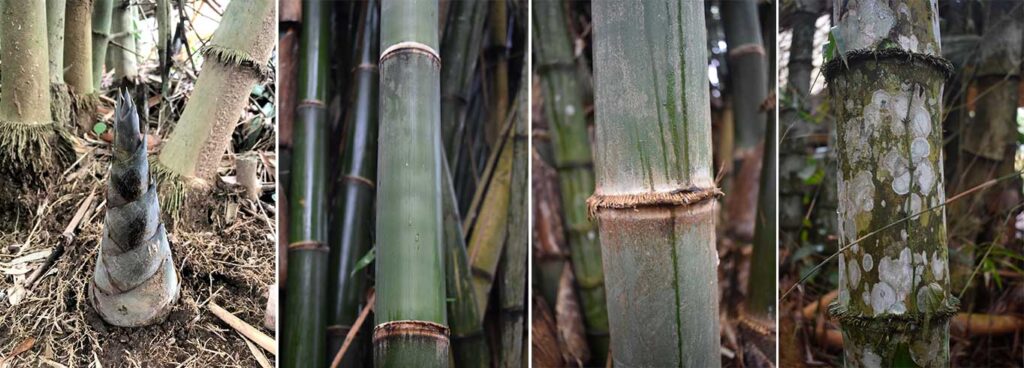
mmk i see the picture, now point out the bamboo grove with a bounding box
[278,0,527,366]
[531,0,778,366]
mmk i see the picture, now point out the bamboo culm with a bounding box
[326,1,379,365]
[91,0,114,88]
[442,157,490,368]
[590,0,721,366]
[374,0,449,366]
[826,1,956,366]
[497,68,528,368]
[282,1,329,367]
[531,0,610,363]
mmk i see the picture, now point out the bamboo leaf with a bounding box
[350,248,375,277]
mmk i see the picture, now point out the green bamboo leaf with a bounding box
[350,248,375,277]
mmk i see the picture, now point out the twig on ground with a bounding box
[209,302,277,355]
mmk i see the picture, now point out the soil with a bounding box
[0,143,276,367]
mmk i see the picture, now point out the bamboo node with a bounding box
[380,41,440,65]
[737,311,776,338]
[822,48,954,81]
[200,44,273,80]
[727,43,766,58]
[340,175,375,189]
[288,241,328,252]
[828,295,960,332]
[297,99,326,108]
[586,187,723,219]
[372,320,450,344]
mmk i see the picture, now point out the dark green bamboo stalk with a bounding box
[439,0,486,164]
[532,0,609,363]
[497,69,527,368]
[91,0,113,88]
[589,1,720,366]
[747,93,777,354]
[721,0,769,241]
[745,1,778,357]
[484,0,509,148]
[721,0,767,151]
[374,0,449,366]
[282,1,329,367]
[442,157,489,368]
[326,1,378,365]
[826,1,956,366]
[90,90,179,327]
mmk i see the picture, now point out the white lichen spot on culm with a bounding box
[863,253,874,272]
[931,251,945,281]
[873,248,913,315]
[849,258,861,289]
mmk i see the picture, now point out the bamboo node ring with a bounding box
[727,43,766,58]
[586,187,724,219]
[298,99,326,109]
[373,320,450,344]
[288,241,328,252]
[380,41,441,65]
[341,175,376,189]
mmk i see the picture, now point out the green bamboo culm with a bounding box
[90,90,180,327]
[589,0,721,366]
[531,0,609,363]
[720,0,767,151]
[439,0,486,165]
[65,0,97,133]
[282,1,330,367]
[326,0,379,365]
[497,69,528,368]
[441,157,489,368]
[825,1,956,366]
[375,0,449,366]
[91,0,114,88]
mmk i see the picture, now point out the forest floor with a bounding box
[0,74,277,367]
